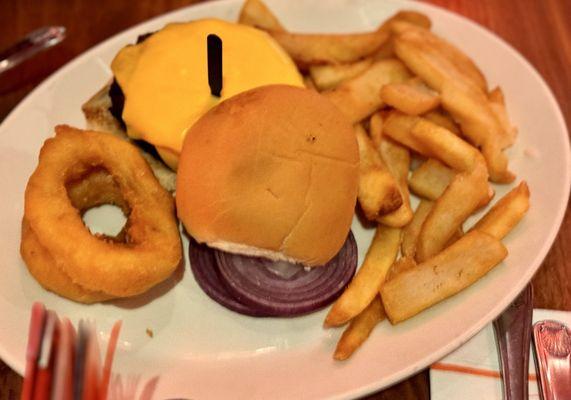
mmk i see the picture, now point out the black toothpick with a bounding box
[207,34,223,97]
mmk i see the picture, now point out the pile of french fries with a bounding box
[239,0,530,360]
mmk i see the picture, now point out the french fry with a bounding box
[370,115,413,225]
[488,86,517,148]
[369,112,384,147]
[471,181,530,239]
[382,10,432,32]
[325,225,401,327]
[402,199,434,258]
[409,158,455,200]
[324,59,411,123]
[270,29,389,68]
[393,27,487,92]
[238,0,285,31]
[380,80,440,115]
[381,230,508,323]
[416,160,489,262]
[309,58,373,91]
[441,80,515,183]
[333,296,385,360]
[382,111,431,156]
[385,256,417,282]
[377,138,414,227]
[423,109,461,136]
[355,125,403,219]
[410,118,481,172]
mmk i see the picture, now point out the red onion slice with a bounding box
[188,239,271,317]
[215,232,357,316]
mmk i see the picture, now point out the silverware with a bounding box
[533,320,571,400]
[0,26,66,74]
[493,284,533,400]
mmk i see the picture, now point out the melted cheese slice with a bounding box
[111,19,304,169]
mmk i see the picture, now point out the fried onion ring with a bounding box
[22,125,182,299]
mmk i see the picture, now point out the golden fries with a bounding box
[471,181,530,239]
[325,60,411,123]
[380,80,440,115]
[382,111,431,156]
[270,29,389,68]
[410,118,481,172]
[488,86,517,148]
[381,230,507,323]
[238,0,285,31]
[325,225,401,327]
[377,138,414,227]
[409,158,455,200]
[309,59,373,91]
[416,160,489,262]
[333,296,385,360]
[355,125,402,219]
[440,80,514,183]
[402,199,433,258]
[423,109,461,136]
[385,256,417,282]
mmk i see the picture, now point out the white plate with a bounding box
[0,0,569,398]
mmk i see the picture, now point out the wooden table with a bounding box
[1,0,569,398]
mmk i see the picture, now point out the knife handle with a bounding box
[533,320,571,400]
[493,284,533,400]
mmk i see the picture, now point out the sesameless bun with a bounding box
[176,85,359,267]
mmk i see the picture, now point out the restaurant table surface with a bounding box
[0,0,569,398]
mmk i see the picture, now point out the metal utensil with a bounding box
[533,320,571,400]
[0,26,66,74]
[493,284,533,400]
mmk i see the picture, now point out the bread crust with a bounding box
[176,85,359,266]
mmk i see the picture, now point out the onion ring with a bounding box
[22,125,182,298]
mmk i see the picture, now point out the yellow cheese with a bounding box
[111,19,304,169]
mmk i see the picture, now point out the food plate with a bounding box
[0,0,569,398]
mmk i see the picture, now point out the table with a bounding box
[1,0,569,398]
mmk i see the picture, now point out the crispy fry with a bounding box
[402,199,434,258]
[325,225,401,327]
[471,181,530,239]
[488,86,517,148]
[380,80,440,115]
[416,160,489,262]
[382,111,430,156]
[409,158,455,200]
[394,27,486,92]
[333,296,385,360]
[238,0,285,31]
[381,230,507,323]
[385,256,417,282]
[355,125,402,219]
[270,29,389,68]
[410,118,481,172]
[377,138,414,227]
[369,112,384,147]
[324,59,411,123]
[309,58,373,91]
[441,80,514,183]
[384,11,432,31]
[423,109,461,136]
